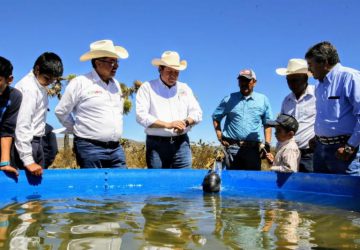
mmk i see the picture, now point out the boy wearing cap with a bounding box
[265,114,300,173]
[212,69,272,170]
[55,40,128,169]
[0,56,22,176]
[276,58,315,173]
[136,51,202,169]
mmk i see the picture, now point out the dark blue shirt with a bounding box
[0,86,22,138]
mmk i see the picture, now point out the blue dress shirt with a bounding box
[315,63,360,147]
[212,91,272,142]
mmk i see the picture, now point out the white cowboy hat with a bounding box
[276,58,312,76]
[151,51,187,71]
[80,40,129,61]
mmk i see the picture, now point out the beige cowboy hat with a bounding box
[151,51,187,71]
[276,58,312,76]
[80,39,129,61]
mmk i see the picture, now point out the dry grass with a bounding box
[49,139,275,170]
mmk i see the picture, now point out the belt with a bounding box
[316,135,350,145]
[75,136,120,148]
[300,148,313,155]
[222,138,259,148]
[32,136,43,142]
[147,134,188,143]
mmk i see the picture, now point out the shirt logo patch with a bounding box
[87,90,103,95]
[178,89,187,97]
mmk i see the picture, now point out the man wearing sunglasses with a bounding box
[55,40,129,169]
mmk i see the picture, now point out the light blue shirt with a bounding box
[212,91,272,142]
[315,63,360,147]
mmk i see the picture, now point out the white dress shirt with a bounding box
[271,138,300,172]
[136,78,202,136]
[15,71,48,166]
[55,70,124,142]
[281,85,316,149]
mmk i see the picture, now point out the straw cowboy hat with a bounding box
[80,40,129,61]
[151,51,187,71]
[276,58,312,76]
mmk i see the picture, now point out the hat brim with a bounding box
[151,59,187,71]
[276,67,312,77]
[266,120,280,127]
[80,46,129,61]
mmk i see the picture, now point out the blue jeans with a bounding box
[313,141,360,175]
[146,135,192,169]
[226,145,261,170]
[74,138,127,169]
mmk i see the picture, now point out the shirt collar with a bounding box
[276,137,295,149]
[323,63,341,83]
[30,71,47,91]
[240,92,254,100]
[91,69,115,85]
[158,78,177,89]
[288,84,314,101]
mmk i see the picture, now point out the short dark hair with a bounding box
[0,56,13,78]
[33,52,63,77]
[305,41,340,66]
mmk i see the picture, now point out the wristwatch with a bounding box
[184,119,190,127]
[344,144,355,154]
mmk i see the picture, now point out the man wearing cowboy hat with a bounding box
[276,58,316,172]
[212,69,273,170]
[305,41,360,175]
[55,39,128,168]
[136,51,202,168]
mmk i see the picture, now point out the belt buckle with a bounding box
[170,137,174,144]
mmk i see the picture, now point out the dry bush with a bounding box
[191,140,218,169]
[50,148,78,169]
[121,139,147,168]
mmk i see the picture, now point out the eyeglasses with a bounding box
[97,59,119,67]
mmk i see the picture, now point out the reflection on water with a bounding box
[0,195,360,249]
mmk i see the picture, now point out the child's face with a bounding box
[274,125,293,142]
[0,75,13,94]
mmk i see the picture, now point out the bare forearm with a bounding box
[0,137,12,162]
[264,127,272,144]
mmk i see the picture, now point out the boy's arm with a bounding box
[0,137,18,175]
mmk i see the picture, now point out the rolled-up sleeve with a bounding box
[136,83,158,128]
[55,79,79,133]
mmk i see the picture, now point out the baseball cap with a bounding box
[237,69,257,80]
[266,114,299,133]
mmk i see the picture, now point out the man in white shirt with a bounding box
[276,58,316,172]
[136,51,202,168]
[15,52,64,176]
[55,40,128,168]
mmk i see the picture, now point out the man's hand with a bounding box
[265,153,274,164]
[308,136,317,150]
[260,142,271,159]
[336,145,356,161]
[0,165,19,176]
[25,163,43,176]
[169,120,186,134]
[219,139,230,147]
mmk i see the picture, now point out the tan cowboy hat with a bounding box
[80,39,129,61]
[276,58,312,76]
[151,51,187,71]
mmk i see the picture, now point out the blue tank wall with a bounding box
[1,169,359,211]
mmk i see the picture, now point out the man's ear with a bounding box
[7,75,14,85]
[289,131,295,137]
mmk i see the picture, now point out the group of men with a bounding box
[214,41,360,176]
[0,40,359,177]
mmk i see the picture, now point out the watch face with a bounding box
[345,146,352,153]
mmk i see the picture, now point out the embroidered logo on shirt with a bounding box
[87,90,103,95]
[178,89,187,97]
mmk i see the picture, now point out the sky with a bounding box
[1,0,360,144]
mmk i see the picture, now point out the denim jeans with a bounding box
[74,138,127,169]
[299,152,314,173]
[146,135,192,169]
[226,145,261,170]
[14,137,44,169]
[313,140,360,175]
